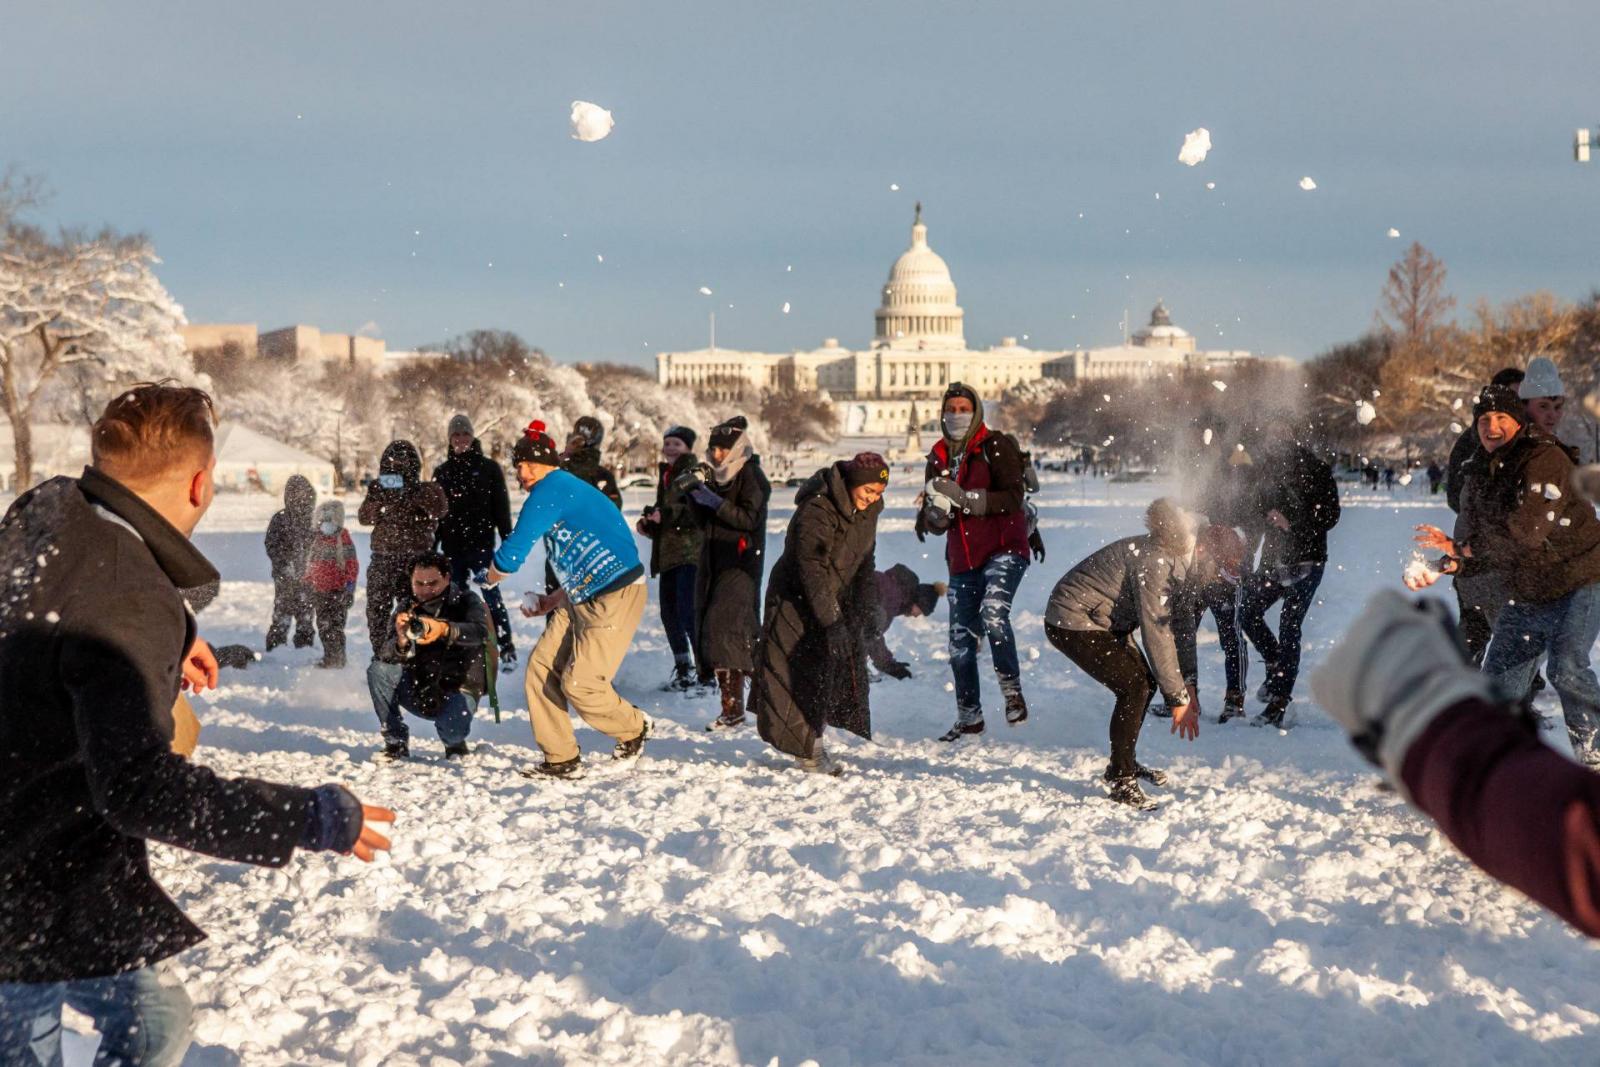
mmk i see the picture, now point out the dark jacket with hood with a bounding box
[376,581,492,713]
[360,440,449,557]
[867,564,935,670]
[754,463,884,756]
[642,451,703,576]
[1044,499,1201,707]
[0,468,319,982]
[433,439,512,557]
[690,434,771,672]
[1456,427,1600,604]
[1445,425,1481,514]
[1254,442,1340,567]
[562,445,623,509]
[265,474,316,578]
[915,384,1030,574]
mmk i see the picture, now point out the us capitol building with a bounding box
[655,204,1273,436]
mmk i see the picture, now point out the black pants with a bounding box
[311,589,351,664]
[1192,579,1245,695]
[1238,563,1325,701]
[448,546,515,654]
[1047,623,1154,778]
[267,574,313,650]
[1453,576,1494,666]
[366,553,413,656]
[659,564,699,664]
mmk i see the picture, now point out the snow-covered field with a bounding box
[97,476,1600,1064]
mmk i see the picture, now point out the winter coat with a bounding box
[0,467,316,982]
[359,440,449,558]
[754,463,883,756]
[1445,425,1481,514]
[1255,444,1340,567]
[306,500,359,595]
[866,564,919,669]
[1456,428,1600,604]
[562,445,623,508]
[690,454,771,672]
[1045,500,1201,707]
[264,474,316,579]
[916,424,1030,574]
[433,440,512,557]
[375,582,493,713]
[642,453,704,576]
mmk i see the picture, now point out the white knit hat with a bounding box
[1518,356,1565,399]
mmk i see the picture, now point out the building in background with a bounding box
[181,322,388,372]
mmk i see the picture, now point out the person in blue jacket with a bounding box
[487,421,650,779]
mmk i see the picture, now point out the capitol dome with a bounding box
[874,203,965,348]
[1132,299,1195,352]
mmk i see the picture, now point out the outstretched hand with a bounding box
[181,638,219,694]
[351,804,395,862]
[1413,524,1455,555]
[1170,703,1200,740]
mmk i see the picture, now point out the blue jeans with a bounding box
[1239,562,1325,702]
[449,547,514,654]
[1484,582,1600,756]
[366,660,476,746]
[0,962,193,1066]
[659,564,698,661]
[1194,579,1245,695]
[948,552,1029,724]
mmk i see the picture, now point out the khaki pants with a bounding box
[171,694,201,758]
[526,581,647,762]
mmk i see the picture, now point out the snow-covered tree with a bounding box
[759,388,838,452]
[578,362,737,471]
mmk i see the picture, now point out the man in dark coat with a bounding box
[359,440,449,656]
[264,473,316,650]
[754,454,889,774]
[690,416,772,729]
[1236,417,1341,727]
[865,564,944,680]
[636,426,704,690]
[562,415,622,507]
[433,413,516,667]
[0,384,391,1065]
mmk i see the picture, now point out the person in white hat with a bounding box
[1519,356,1567,441]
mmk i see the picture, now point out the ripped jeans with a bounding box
[948,552,1029,724]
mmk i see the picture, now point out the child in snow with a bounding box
[265,474,317,650]
[305,500,359,669]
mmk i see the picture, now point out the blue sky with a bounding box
[5,1,1599,366]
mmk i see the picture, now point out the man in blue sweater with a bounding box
[488,421,649,778]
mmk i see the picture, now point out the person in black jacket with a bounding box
[690,416,772,729]
[1236,417,1341,727]
[264,473,316,650]
[365,550,492,760]
[433,414,516,668]
[753,454,888,774]
[0,384,391,1067]
[636,426,705,691]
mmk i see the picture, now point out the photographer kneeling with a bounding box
[366,551,492,760]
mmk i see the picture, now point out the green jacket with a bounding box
[643,453,703,575]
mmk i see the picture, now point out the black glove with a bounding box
[1030,531,1047,563]
[824,622,855,661]
[881,659,913,680]
[299,784,364,852]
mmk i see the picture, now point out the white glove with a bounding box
[1309,590,1496,798]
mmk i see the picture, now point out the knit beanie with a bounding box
[843,451,890,488]
[512,420,561,466]
[1473,384,1525,423]
[709,415,749,450]
[572,415,605,448]
[448,413,474,438]
[913,581,946,617]
[1518,357,1565,400]
[664,425,697,449]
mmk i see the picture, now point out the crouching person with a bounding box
[367,550,491,760]
[0,383,393,1066]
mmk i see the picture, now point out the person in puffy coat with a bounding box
[753,454,889,774]
[690,416,772,729]
[433,413,516,666]
[359,440,448,656]
[636,426,705,690]
[305,499,359,668]
[264,474,316,650]
[865,564,945,680]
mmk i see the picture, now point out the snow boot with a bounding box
[705,714,746,732]
[661,662,695,692]
[1104,762,1167,788]
[1002,683,1029,726]
[444,742,471,759]
[614,719,650,761]
[796,741,843,776]
[499,646,518,675]
[1252,697,1292,729]
[1219,690,1246,724]
[1255,666,1279,704]
[1107,775,1158,811]
[381,740,409,760]
[521,756,585,780]
[937,719,985,742]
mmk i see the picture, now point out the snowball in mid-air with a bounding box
[1387,228,1401,238]
[1299,176,1318,191]
[1211,380,1227,392]
[570,101,614,142]
[1178,128,1212,166]
[1202,428,1214,446]
[1205,181,1216,190]
[1356,400,1377,425]
[1449,421,1464,434]
[781,302,791,314]
[698,286,713,296]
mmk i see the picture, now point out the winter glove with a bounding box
[300,784,365,853]
[1029,530,1047,563]
[824,622,856,662]
[930,477,988,516]
[1310,591,1498,797]
[881,659,913,680]
[690,485,725,510]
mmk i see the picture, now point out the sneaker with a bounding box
[796,745,843,776]
[614,719,650,760]
[937,719,985,742]
[705,714,746,732]
[1104,762,1168,787]
[661,663,696,692]
[1252,698,1291,729]
[1255,668,1278,704]
[1003,689,1029,726]
[521,756,585,780]
[1107,775,1158,811]
[499,647,518,675]
[381,740,409,760]
[1219,691,1246,723]
[444,742,471,759]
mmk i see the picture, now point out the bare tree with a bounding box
[1377,242,1457,342]
[759,388,839,451]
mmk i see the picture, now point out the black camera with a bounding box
[404,615,429,641]
[673,462,714,494]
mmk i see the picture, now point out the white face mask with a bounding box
[942,412,974,439]
[320,521,338,536]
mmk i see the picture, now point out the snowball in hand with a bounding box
[1356,400,1377,426]
[1299,176,1318,191]
[1178,128,1212,166]
[570,101,615,142]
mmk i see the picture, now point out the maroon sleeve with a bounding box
[1401,698,1600,936]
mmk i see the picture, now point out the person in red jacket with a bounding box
[1314,591,1600,937]
[305,499,360,668]
[916,382,1032,740]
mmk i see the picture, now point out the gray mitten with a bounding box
[1310,590,1495,798]
[929,477,988,516]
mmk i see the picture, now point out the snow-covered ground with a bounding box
[88,475,1600,1064]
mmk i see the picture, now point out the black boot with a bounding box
[521,755,585,780]
[1219,690,1245,723]
[614,719,650,760]
[1252,697,1291,729]
[381,740,409,760]
[937,719,985,742]
[444,742,471,759]
[1107,775,1158,811]
[1002,683,1028,726]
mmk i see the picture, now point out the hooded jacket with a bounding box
[375,582,492,712]
[562,445,623,508]
[359,440,449,557]
[265,474,316,578]
[690,433,771,671]
[915,384,1030,574]
[433,438,512,556]
[1254,442,1340,567]
[1045,499,1200,706]
[306,500,359,595]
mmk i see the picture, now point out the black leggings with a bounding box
[1047,623,1155,778]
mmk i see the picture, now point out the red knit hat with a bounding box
[512,420,561,466]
